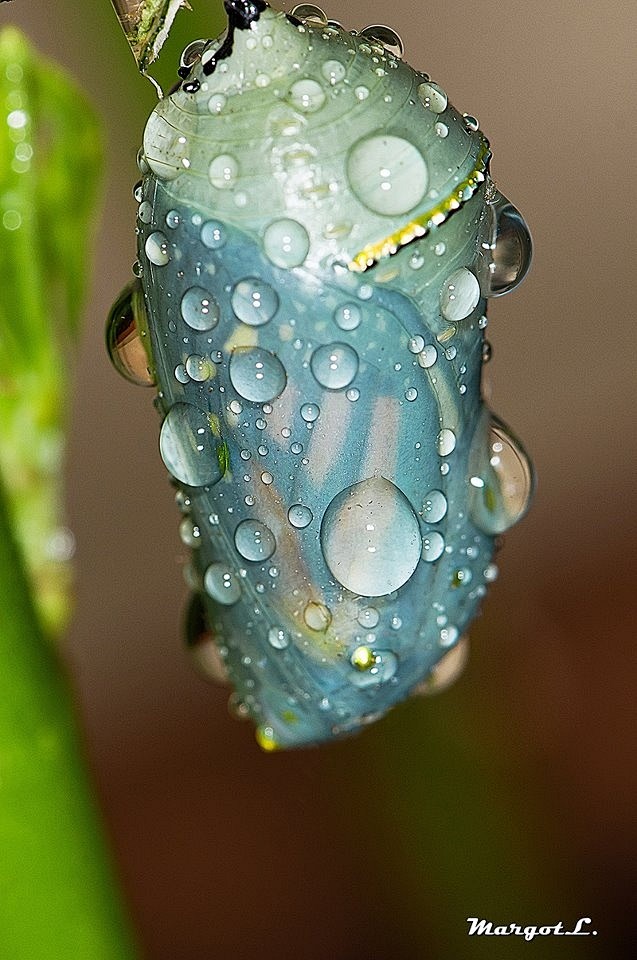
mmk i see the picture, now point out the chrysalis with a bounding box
[108,1,534,749]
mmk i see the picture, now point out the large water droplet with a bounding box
[437,428,456,456]
[417,81,448,113]
[231,278,279,326]
[204,563,241,605]
[234,519,276,562]
[469,414,535,533]
[423,489,447,522]
[422,531,445,562]
[321,59,346,84]
[288,78,326,113]
[347,135,428,216]
[201,220,226,249]
[145,231,170,266]
[440,268,481,322]
[288,504,313,528]
[209,153,238,188]
[481,193,533,297]
[300,402,320,422]
[229,347,287,403]
[359,25,404,58]
[333,303,362,331]
[181,286,220,331]
[320,477,421,596]
[159,402,227,487]
[263,218,309,268]
[106,280,155,386]
[303,601,332,631]
[310,342,359,390]
[267,626,289,649]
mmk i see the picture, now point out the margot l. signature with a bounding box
[467,917,597,941]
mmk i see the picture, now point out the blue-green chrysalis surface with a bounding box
[108,1,534,749]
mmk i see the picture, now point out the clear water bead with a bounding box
[181,286,220,331]
[482,193,533,297]
[234,519,276,562]
[229,347,287,403]
[310,342,359,390]
[106,281,155,387]
[469,415,535,534]
[231,278,279,326]
[440,268,481,322]
[347,134,428,216]
[159,402,226,487]
[320,477,421,597]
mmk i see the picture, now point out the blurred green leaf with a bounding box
[0,27,138,960]
[0,25,101,636]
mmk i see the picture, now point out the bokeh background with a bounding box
[2,1,635,957]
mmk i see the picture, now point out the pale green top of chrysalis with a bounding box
[143,6,490,271]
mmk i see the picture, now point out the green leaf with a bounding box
[0,26,101,636]
[0,28,138,960]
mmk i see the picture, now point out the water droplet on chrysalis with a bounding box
[106,280,156,386]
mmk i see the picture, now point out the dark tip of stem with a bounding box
[223,1,268,30]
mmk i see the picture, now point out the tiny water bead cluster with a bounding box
[107,1,534,749]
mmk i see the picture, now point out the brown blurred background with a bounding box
[2,1,636,957]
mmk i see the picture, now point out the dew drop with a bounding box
[184,594,230,685]
[165,209,181,229]
[354,86,369,101]
[439,624,459,647]
[310,342,359,390]
[440,267,481,322]
[357,606,379,629]
[300,402,320,422]
[288,504,313,528]
[469,415,534,533]
[234,518,276,562]
[185,354,213,381]
[482,194,533,297]
[145,231,170,266]
[159,402,227,487]
[347,134,428,216]
[333,302,362,331]
[422,531,445,562]
[289,78,326,113]
[180,286,220,331]
[423,490,447,523]
[204,563,241,605]
[408,335,425,354]
[322,59,346,84]
[201,220,226,249]
[437,428,456,456]
[268,626,289,650]
[405,387,418,401]
[346,387,360,402]
[229,347,287,403]
[208,93,226,114]
[231,278,279,326]
[138,201,152,224]
[209,153,238,188]
[417,81,447,113]
[435,121,449,138]
[320,477,421,596]
[350,649,398,687]
[417,345,437,369]
[263,218,309,268]
[106,281,155,386]
[304,601,332,632]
